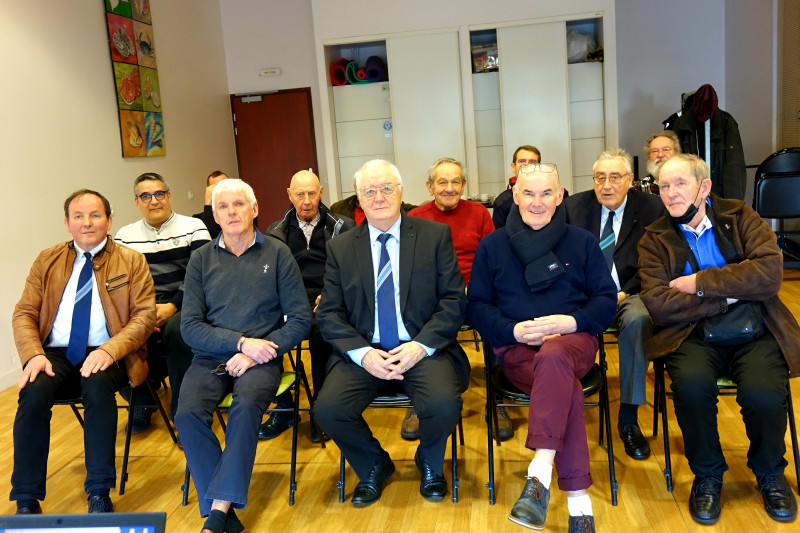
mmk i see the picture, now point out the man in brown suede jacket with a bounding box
[11,189,155,515]
[639,154,800,526]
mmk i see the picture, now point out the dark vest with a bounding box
[286,218,326,303]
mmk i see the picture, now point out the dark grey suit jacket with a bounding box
[317,213,470,390]
[564,188,664,295]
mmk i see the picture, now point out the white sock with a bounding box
[527,458,553,490]
[567,494,593,517]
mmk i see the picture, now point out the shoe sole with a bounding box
[420,491,446,502]
[508,513,546,530]
[689,509,720,525]
[401,431,420,440]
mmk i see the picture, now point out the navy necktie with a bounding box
[376,233,399,350]
[66,252,93,366]
[600,211,615,271]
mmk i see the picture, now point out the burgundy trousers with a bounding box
[499,333,597,491]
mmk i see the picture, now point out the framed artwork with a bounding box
[105,0,164,157]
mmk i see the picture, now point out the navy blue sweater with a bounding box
[467,225,617,348]
[181,232,311,362]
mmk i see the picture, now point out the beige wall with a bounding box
[0,0,237,388]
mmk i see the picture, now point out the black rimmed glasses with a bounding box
[137,190,168,203]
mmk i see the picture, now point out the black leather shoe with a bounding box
[568,514,596,533]
[15,501,42,515]
[689,475,723,524]
[351,457,395,506]
[88,494,114,513]
[258,412,294,440]
[508,477,550,530]
[757,474,798,522]
[618,423,650,460]
[309,423,329,444]
[415,450,447,501]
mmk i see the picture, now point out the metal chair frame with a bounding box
[336,392,465,504]
[58,377,178,495]
[652,358,800,493]
[180,344,322,506]
[483,333,618,506]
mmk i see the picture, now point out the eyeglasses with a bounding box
[593,173,629,185]
[358,183,399,200]
[518,163,557,174]
[649,147,673,156]
[211,363,227,375]
[137,190,168,203]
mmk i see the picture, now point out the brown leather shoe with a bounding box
[401,407,420,440]
[496,405,514,441]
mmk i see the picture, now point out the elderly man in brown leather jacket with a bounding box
[10,189,155,515]
[639,154,800,526]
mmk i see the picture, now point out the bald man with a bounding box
[260,171,355,442]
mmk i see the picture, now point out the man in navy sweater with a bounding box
[468,164,616,533]
[176,179,311,533]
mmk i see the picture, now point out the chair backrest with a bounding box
[753,147,800,219]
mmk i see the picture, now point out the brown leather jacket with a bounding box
[639,195,800,376]
[13,239,156,386]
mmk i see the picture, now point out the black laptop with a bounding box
[0,512,166,532]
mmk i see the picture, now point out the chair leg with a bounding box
[338,454,346,503]
[215,409,227,432]
[786,384,800,495]
[119,389,135,496]
[600,362,618,506]
[457,416,464,446]
[451,429,459,503]
[288,377,300,506]
[296,356,326,450]
[145,379,178,445]
[652,365,661,437]
[485,389,496,505]
[70,405,85,427]
[657,363,673,492]
[181,465,191,506]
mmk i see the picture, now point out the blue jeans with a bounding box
[175,357,282,517]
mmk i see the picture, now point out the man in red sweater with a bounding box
[402,157,501,439]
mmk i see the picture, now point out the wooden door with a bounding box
[231,88,317,231]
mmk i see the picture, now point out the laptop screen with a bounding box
[0,512,166,533]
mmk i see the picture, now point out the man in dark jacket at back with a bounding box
[260,170,355,442]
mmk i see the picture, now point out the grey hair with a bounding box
[592,148,633,174]
[427,157,465,183]
[644,130,681,158]
[211,178,257,212]
[353,159,403,191]
[659,153,709,185]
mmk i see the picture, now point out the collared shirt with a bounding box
[47,238,112,348]
[218,231,258,251]
[600,195,628,292]
[296,212,320,245]
[346,216,434,366]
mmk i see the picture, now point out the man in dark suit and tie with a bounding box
[315,159,469,506]
[564,148,664,460]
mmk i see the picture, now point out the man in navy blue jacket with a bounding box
[468,163,616,533]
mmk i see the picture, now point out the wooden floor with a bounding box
[2,271,800,532]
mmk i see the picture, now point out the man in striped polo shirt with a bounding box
[115,172,211,431]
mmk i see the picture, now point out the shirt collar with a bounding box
[602,194,628,218]
[368,216,402,244]
[217,230,263,250]
[296,211,320,227]
[74,237,108,258]
[143,211,175,231]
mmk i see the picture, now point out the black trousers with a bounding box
[314,353,462,480]
[273,316,332,411]
[665,328,789,478]
[127,310,193,419]
[11,347,128,501]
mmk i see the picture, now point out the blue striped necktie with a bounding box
[600,211,615,271]
[376,233,399,350]
[66,252,93,366]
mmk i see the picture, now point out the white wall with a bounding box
[0,0,237,388]
[615,0,727,177]
[218,0,326,189]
